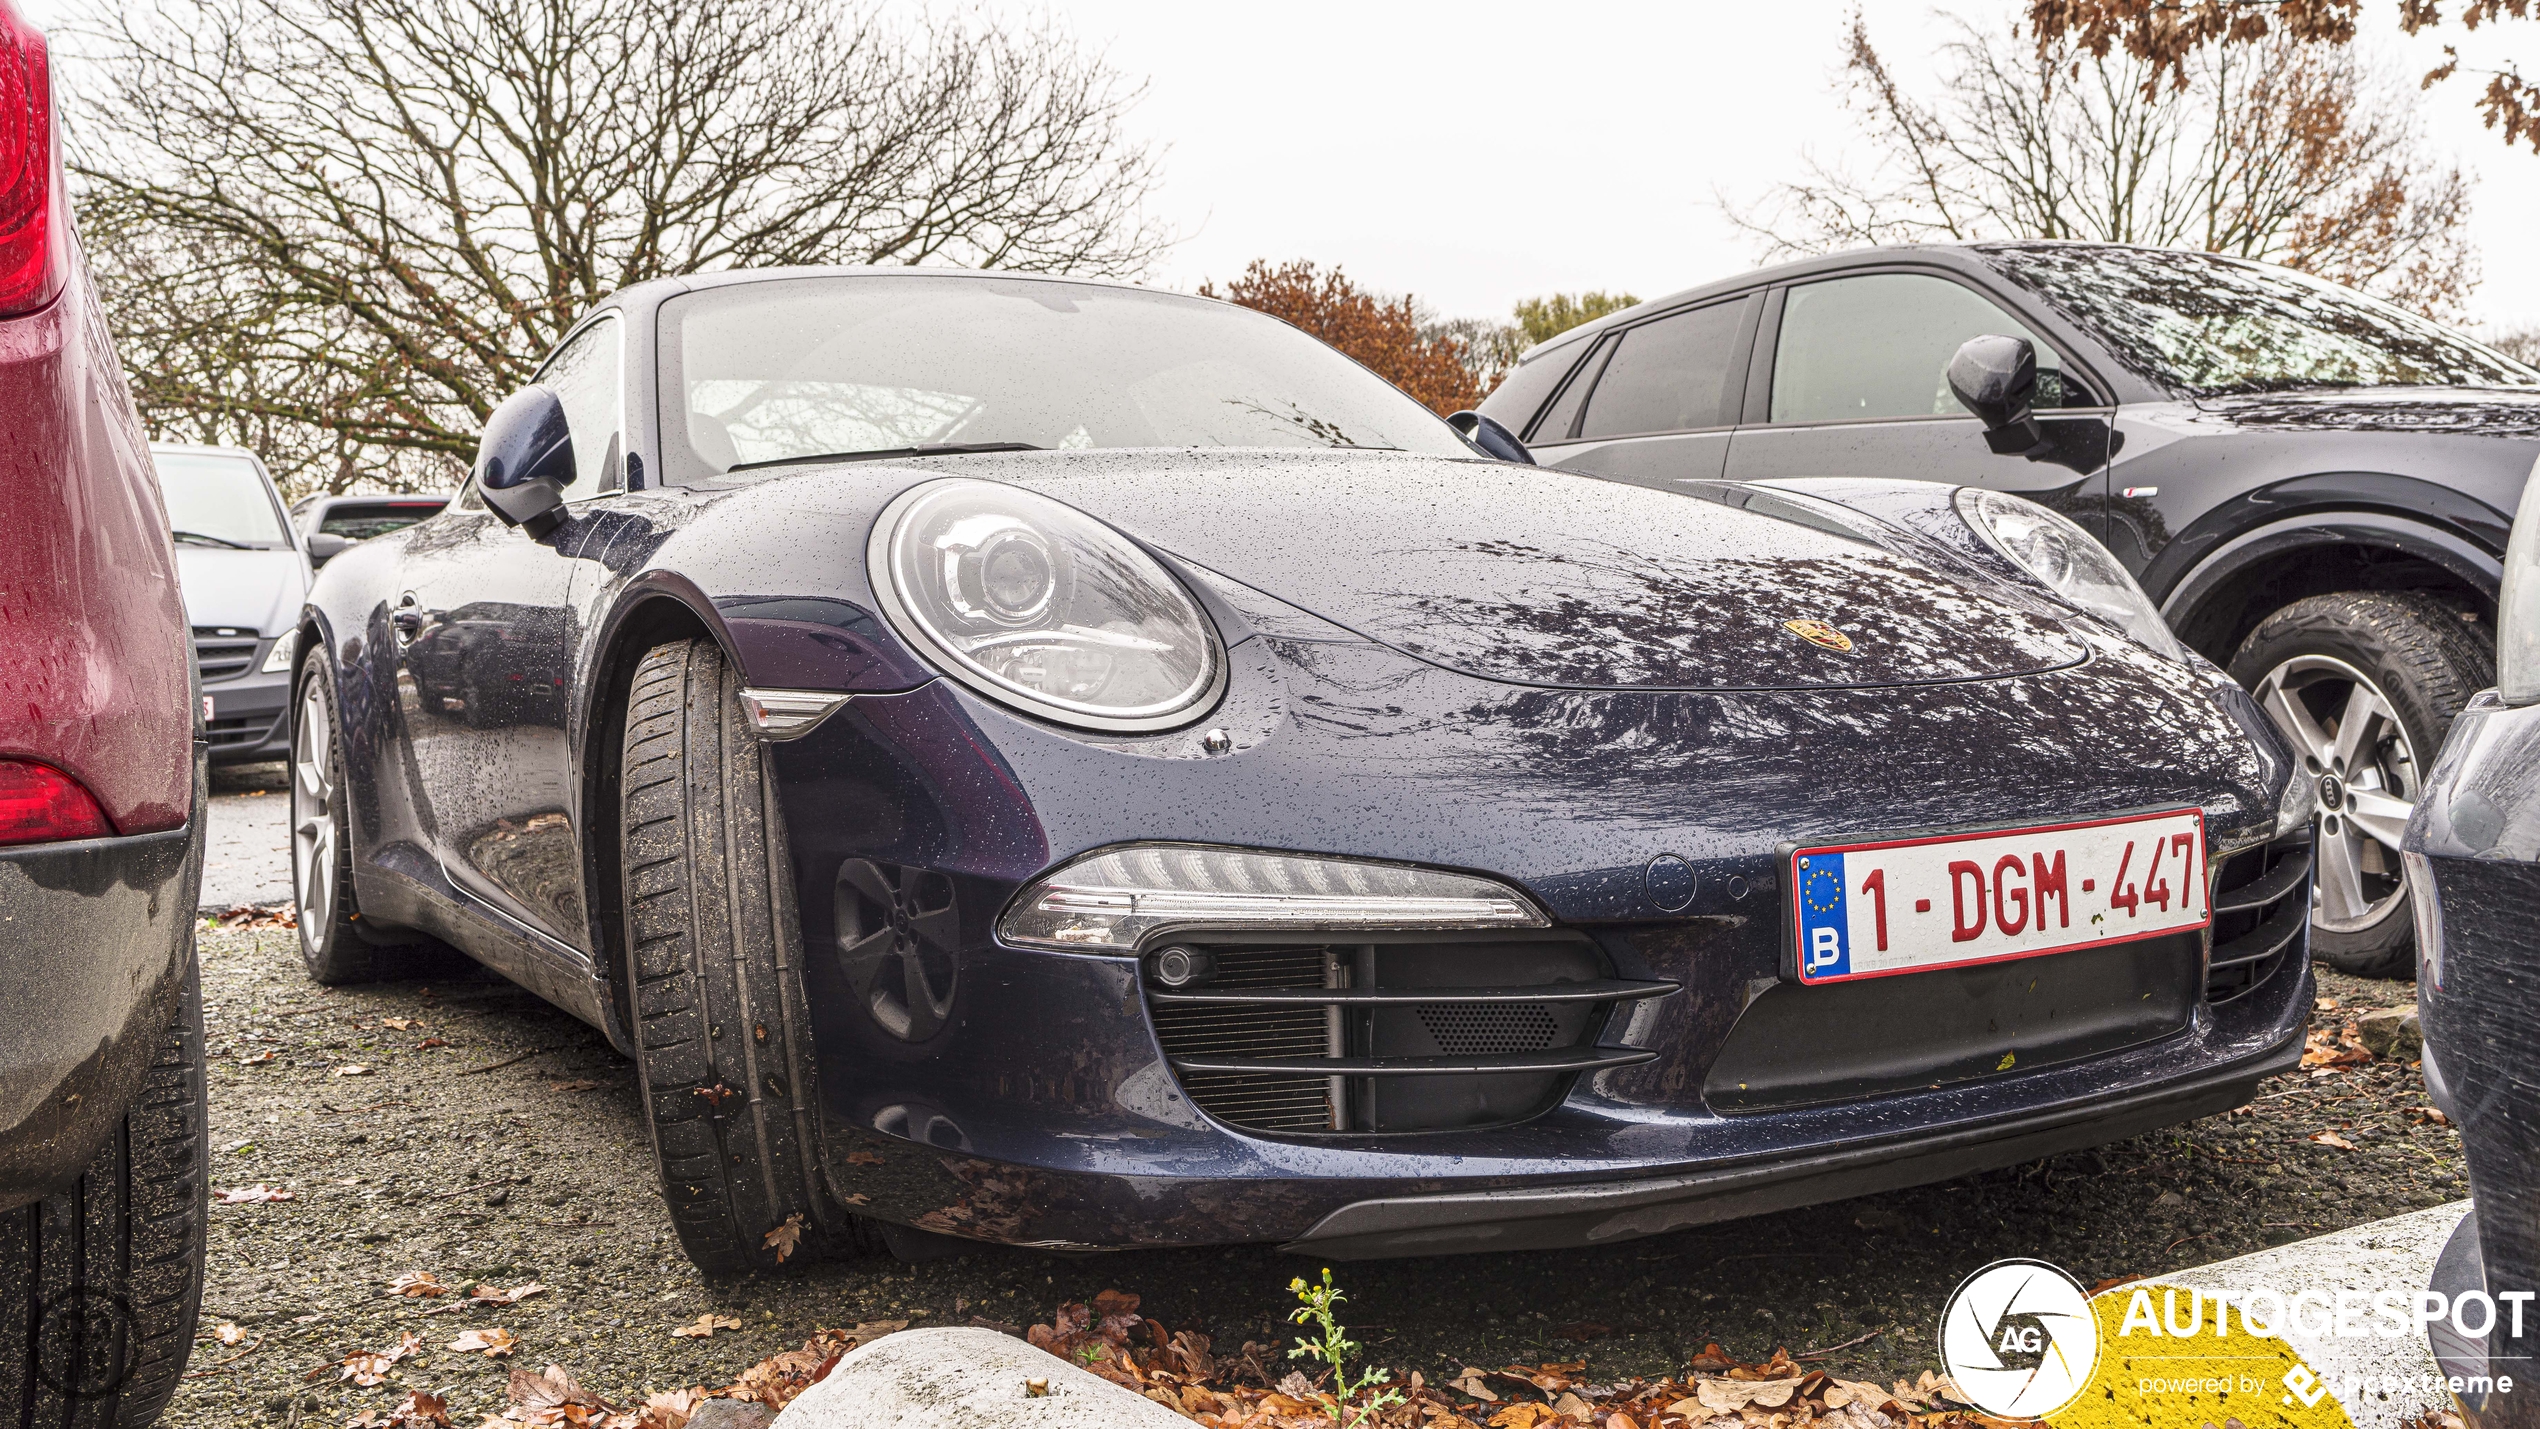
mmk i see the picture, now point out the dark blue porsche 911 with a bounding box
[291,268,2317,1270]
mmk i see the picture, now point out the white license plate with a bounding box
[1787,808,2209,985]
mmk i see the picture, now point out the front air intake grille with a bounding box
[2206,829,2313,1004]
[1149,946,1336,1133]
[1418,1002,1559,1055]
[193,628,261,683]
[1144,935,1672,1135]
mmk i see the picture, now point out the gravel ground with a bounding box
[166,911,2458,1427]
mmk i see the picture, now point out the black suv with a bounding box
[1478,241,2540,977]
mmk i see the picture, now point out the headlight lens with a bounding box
[999,844,1548,953]
[1954,487,2186,661]
[260,630,298,674]
[869,479,1225,732]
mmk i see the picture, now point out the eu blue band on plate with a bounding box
[1795,851,1850,979]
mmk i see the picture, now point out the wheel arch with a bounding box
[2158,510,2502,666]
[575,578,745,1055]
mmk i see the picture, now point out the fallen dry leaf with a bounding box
[212,1321,249,1346]
[764,1213,804,1264]
[414,1037,448,1050]
[239,1050,276,1066]
[330,1331,422,1386]
[671,1314,743,1339]
[390,1272,448,1298]
[448,1326,517,1358]
[332,1065,372,1077]
[217,1185,294,1204]
[471,1282,546,1307]
[842,1149,885,1166]
[695,1084,738,1109]
[382,1018,416,1031]
[2312,1130,2360,1150]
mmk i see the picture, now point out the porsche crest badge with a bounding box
[1784,618,1854,653]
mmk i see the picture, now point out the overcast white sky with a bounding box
[33,0,2535,332]
[1012,0,2540,333]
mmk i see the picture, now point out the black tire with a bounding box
[291,654,439,984]
[620,638,878,1273]
[2,940,209,1428]
[2230,591,2493,979]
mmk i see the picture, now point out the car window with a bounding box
[1478,336,1593,437]
[1770,273,2081,425]
[1578,298,1752,439]
[536,315,622,493]
[1976,243,2540,395]
[657,275,1468,482]
[1526,336,1613,444]
[155,451,292,548]
[317,502,445,540]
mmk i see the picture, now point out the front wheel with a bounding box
[2230,591,2492,978]
[619,638,880,1273]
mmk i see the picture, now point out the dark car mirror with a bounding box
[1947,335,2051,459]
[474,384,576,537]
[306,532,352,566]
[1446,410,1536,465]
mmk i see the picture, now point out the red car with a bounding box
[0,1,209,1422]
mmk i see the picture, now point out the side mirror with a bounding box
[475,384,576,537]
[1947,335,2050,458]
[1446,410,1536,465]
[306,532,353,566]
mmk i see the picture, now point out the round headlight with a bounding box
[869,479,1226,732]
[1954,486,2188,662]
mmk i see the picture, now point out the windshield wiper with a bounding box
[171,530,250,548]
[728,442,1042,472]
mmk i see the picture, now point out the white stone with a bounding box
[2164,1199,2473,1429]
[770,1327,1189,1429]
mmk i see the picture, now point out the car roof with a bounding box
[1507,238,2201,368]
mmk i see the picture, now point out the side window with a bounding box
[1527,336,1613,444]
[1476,336,1593,439]
[1577,297,1752,439]
[536,316,624,493]
[1769,274,2085,425]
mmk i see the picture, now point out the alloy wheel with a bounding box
[2252,654,2419,935]
[291,680,337,950]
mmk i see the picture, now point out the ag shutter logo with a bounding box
[1939,1259,2101,1419]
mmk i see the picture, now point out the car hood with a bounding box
[972,450,2087,692]
[173,547,308,635]
[2193,384,2540,437]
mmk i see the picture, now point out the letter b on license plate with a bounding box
[1788,808,2208,984]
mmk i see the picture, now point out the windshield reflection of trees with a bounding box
[1981,244,2537,394]
[1363,540,2076,688]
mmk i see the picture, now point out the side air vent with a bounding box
[1144,934,1671,1135]
[2206,828,2313,1004]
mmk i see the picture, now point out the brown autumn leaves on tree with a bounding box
[1201,259,1488,416]
[1737,12,2478,318]
[2028,0,2540,156]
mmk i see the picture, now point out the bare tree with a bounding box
[1732,13,2476,319]
[64,0,1167,496]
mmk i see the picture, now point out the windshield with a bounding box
[657,274,1469,482]
[156,451,292,548]
[1977,244,2540,396]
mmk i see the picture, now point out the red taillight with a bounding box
[0,0,57,319]
[0,760,113,845]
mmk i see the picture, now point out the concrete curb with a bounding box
[2163,1198,2473,1429]
[770,1327,1187,1428]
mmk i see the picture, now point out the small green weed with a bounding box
[1287,1268,1405,1429]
